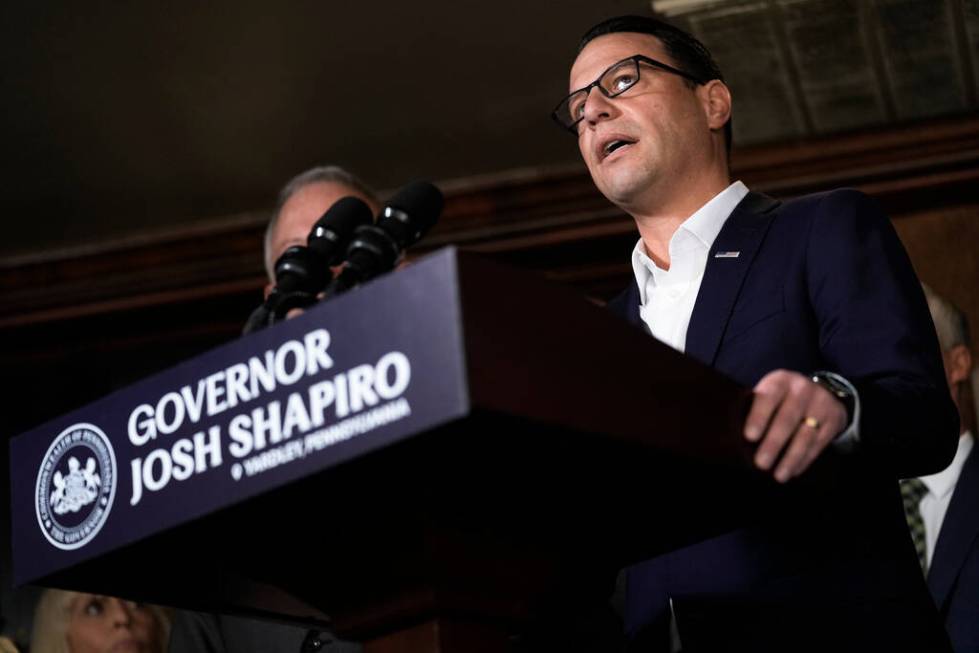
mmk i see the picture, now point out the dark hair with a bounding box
[579,15,732,154]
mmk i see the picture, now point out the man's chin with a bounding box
[597,177,647,209]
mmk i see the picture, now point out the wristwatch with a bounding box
[811,371,855,425]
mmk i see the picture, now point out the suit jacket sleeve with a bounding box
[804,190,958,476]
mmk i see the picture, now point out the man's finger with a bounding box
[772,387,848,481]
[783,393,847,479]
[744,374,789,442]
[750,371,822,471]
[773,418,822,482]
[753,394,806,470]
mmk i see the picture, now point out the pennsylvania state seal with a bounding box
[35,423,116,550]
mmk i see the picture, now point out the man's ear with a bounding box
[947,344,973,385]
[263,282,274,301]
[701,80,732,132]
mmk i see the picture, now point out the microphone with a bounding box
[307,196,374,266]
[273,245,331,296]
[243,195,375,333]
[375,180,444,251]
[325,181,443,296]
[261,245,329,326]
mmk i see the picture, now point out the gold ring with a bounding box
[803,416,820,429]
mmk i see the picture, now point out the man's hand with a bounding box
[744,369,848,482]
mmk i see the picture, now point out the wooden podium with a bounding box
[9,248,767,651]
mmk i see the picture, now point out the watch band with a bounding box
[811,371,855,424]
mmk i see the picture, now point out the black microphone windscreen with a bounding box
[308,196,374,265]
[274,245,330,294]
[381,181,444,248]
[388,181,444,219]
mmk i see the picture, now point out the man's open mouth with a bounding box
[601,138,636,160]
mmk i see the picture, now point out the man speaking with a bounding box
[553,14,959,652]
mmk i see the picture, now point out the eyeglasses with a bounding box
[551,54,706,133]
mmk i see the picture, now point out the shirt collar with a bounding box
[631,181,750,305]
[919,431,974,499]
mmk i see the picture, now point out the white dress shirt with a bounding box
[916,431,974,567]
[631,181,749,352]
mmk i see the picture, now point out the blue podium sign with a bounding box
[10,247,470,585]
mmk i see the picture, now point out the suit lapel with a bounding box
[684,192,780,366]
[927,445,979,610]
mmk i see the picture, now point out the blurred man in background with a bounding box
[168,165,375,653]
[902,285,978,652]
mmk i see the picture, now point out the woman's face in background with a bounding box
[65,595,162,653]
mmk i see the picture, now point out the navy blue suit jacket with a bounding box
[608,189,959,652]
[929,443,979,652]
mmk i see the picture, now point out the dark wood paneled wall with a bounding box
[3,115,978,439]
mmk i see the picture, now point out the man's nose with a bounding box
[581,88,617,126]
